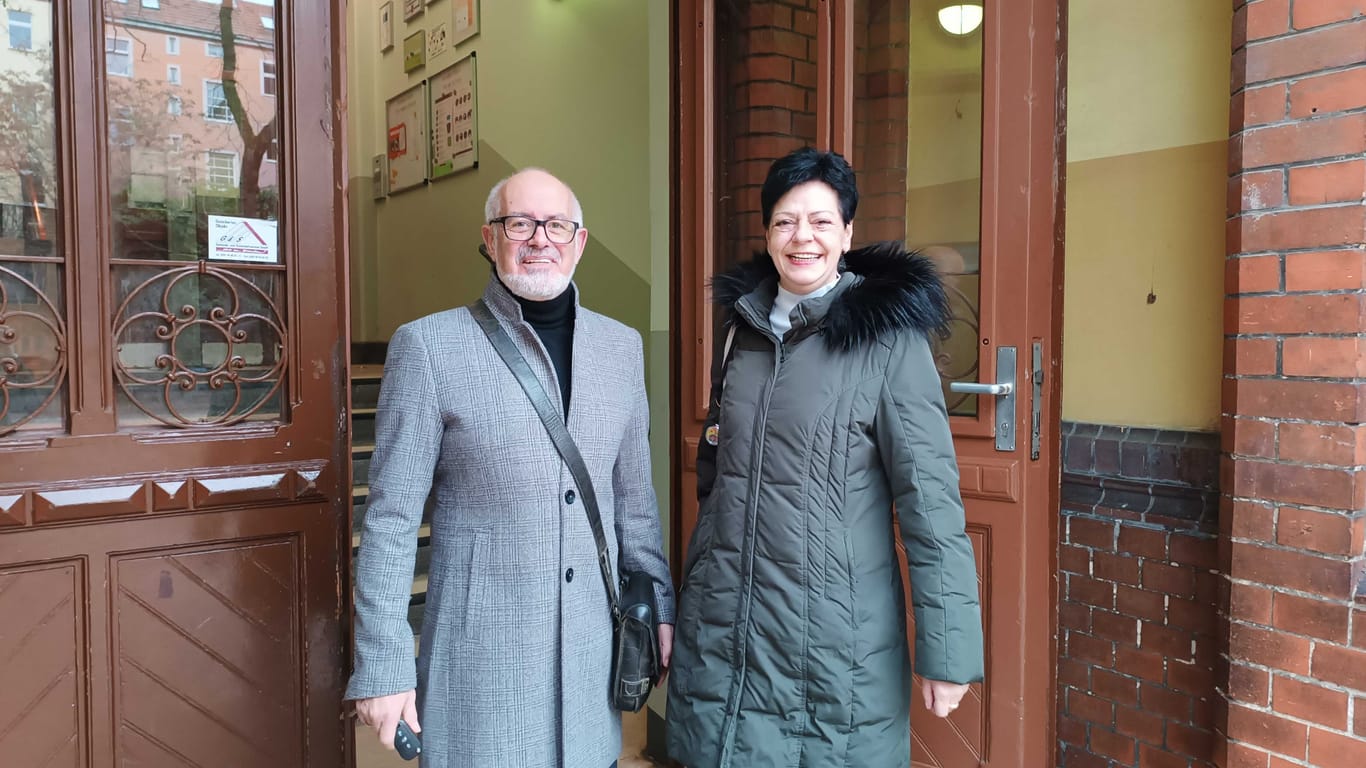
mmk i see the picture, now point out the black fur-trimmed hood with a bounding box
[710,241,952,351]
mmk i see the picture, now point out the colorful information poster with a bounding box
[385,82,428,194]
[428,54,477,180]
[451,0,479,45]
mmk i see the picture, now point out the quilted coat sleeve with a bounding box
[345,323,443,700]
[874,330,985,685]
[612,330,677,624]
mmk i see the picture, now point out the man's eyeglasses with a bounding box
[489,216,581,245]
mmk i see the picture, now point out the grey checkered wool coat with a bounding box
[346,276,675,768]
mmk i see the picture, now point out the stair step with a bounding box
[353,456,372,487]
[353,442,376,456]
[352,364,384,381]
[352,407,378,417]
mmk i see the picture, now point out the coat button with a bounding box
[564,489,576,505]
[565,568,574,583]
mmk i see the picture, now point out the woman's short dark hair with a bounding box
[760,147,859,226]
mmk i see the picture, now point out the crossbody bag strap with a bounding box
[469,299,622,614]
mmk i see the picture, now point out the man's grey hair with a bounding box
[483,168,585,227]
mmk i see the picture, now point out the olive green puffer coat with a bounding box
[666,243,984,768]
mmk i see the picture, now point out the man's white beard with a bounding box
[497,246,575,301]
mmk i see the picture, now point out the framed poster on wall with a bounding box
[427,20,450,60]
[451,0,479,46]
[428,53,477,180]
[379,2,394,51]
[403,30,425,73]
[385,82,428,195]
[402,0,423,22]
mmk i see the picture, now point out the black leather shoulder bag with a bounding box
[469,299,660,712]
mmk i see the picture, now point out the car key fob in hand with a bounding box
[394,719,421,761]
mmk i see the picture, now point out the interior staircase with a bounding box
[350,364,430,648]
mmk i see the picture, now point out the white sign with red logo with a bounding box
[207,215,278,264]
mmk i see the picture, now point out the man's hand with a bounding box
[355,690,420,750]
[922,679,970,718]
[657,623,675,683]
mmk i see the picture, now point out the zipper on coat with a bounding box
[719,320,783,762]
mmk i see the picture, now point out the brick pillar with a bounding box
[721,0,819,271]
[852,0,910,244]
[1221,2,1366,766]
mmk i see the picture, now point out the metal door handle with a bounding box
[948,346,1017,452]
[949,381,1013,396]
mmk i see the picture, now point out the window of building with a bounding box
[203,80,232,122]
[169,134,183,152]
[262,17,274,31]
[7,10,33,51]
[167,95,182,116]
[206,41,223,58]
[166,35,179,55]
[262,61,276,97]
[206,152,237,189]
[265,137,278,163]
[141,0,161,8]
[109,106,135,147]
[106,37,133,77]
[167,65,181,85]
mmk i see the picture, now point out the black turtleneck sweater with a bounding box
[511,285,575,416]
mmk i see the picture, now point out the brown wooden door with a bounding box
[673,1,1062,764]
[0,1,350,766]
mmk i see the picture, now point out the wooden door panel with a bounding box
[1,503,341,767]
[0,1,349,765]
[114,540,301,767]
[0,561,85,768]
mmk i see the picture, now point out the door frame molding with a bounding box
[669,1,1068,763]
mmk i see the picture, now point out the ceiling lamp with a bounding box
[937,3,984,36]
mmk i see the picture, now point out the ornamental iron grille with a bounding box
[0,263,67,435]
[113,262,287,428]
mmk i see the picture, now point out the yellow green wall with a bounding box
[1062,0,1231,431]
[345,0,673,554]
[346,0,667,341]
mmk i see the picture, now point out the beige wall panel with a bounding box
[1063,142,1226,431]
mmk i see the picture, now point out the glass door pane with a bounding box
[0,0,67,436]
[852,0,983,417]
[103,0,286,428]
[715,0,821,275]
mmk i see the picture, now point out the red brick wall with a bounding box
[717,0,915,263]
[1058,427,1222,768]
[852,0,910,245]
[717,0,819,273]
[1222,1,1366,766]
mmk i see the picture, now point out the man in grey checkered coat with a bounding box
[347,169,675,768]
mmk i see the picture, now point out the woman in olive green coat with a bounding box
[666,148,984,767]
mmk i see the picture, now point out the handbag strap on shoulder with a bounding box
[469,299,622,614]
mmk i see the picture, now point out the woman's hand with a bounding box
[922,679,970,718]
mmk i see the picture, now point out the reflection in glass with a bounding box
[0,0,67,436]
[104,0,280,262]
[853,0,983,416]
[103,0,287,429]
[711,0,821,355]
